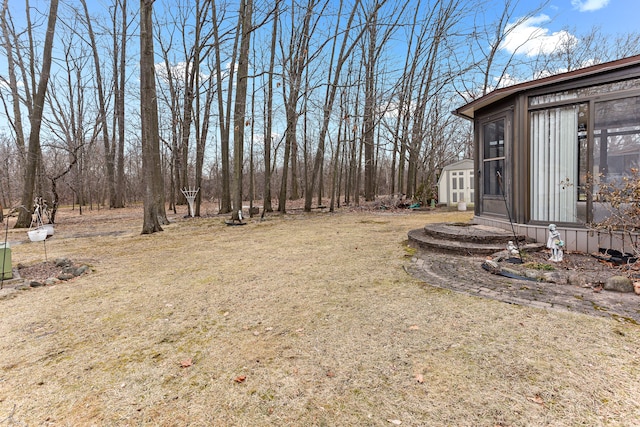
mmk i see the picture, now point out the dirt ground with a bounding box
[0,202,639,426]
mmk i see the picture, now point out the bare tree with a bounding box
[43,18,102,221]
[304,0,386,212]
[232,0,253,214]
[14,0,59,228]
[359,0,405,201]
[211,0,239,214]
[530,26,640,77]
[113,0,129,208]
[0,0,26,171]
[140,0,167,234]
[79,0,117,208]
[262,0,280,213]
[278,0,324,213]
[182,0,216,217]
[456,0,550,99]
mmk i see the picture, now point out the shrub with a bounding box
[589,168,640,257]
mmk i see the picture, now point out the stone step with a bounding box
[422,222,531,244]
[408,228,545,256]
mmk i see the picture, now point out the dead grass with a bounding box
[1,204,640,426]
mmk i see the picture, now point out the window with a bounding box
[529,78,640,107]
[530,105,581,222]
[482,119,505,195]
[592,96,640,221]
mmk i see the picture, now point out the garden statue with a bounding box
[547,223,564,262]
[506,241,519,256]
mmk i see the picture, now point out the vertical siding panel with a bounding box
[586,230,599,254]
[609,233,625,253]
[537,227,547,246]
[597,231,609,252]
[562,229,576,252]
[576,231,588,253]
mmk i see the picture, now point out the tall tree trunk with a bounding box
[329,93,346,212]
[211,1,239,214]
[278,126,291,213]
[15,0,59,228]
[262,0,279,213]
[195,62,214,218]
[193,1,213,217]
[232,0,252,214]
[115,0,127,208]
[363,15,376,201]
[290,133,299,200]
[140,0,166,234]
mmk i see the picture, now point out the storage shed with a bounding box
[437,159,474,206]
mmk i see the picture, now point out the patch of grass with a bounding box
[610,314,639,325]
[523,261,555,271]
[358,219,389,224]
[403,243,417,257]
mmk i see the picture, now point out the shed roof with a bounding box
[441,158,473,171]
[454,54,640,120]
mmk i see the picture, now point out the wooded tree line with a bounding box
[1,0,638,231]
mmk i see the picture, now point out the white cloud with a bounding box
[494,73,522,88]
[501,14,578,57]
[571,0,610,12]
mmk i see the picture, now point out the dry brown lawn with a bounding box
[1,205,639,426]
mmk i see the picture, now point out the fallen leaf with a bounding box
[180,358,193,368]
[387,420,402,425]
[234,375,246,383]
[415,374,424,383]
[527,394,545,406]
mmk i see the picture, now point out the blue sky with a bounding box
[1,0,638,137]
[500,0,639,57]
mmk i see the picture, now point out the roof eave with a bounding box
[454,54,640,121]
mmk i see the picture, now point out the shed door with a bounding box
[450,172,466,203]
